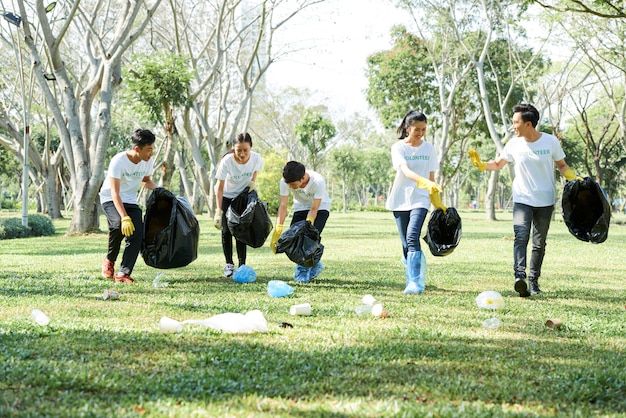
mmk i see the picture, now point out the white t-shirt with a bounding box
[279,170,331,212]
[386,140,439,211]
[99,152,155,205]
[498,133,566,207]
[216,151,264,199]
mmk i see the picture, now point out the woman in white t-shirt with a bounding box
[214,133,264,278]
[269,161,331,283]
[386,110,445,294]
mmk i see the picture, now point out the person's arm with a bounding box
[110,178,127,218]
[307,198,322,222]
[276,195,289,226]
[213,179,225,230]
[141,176,157,190]
[468,149,508,171]
[399,164,442,193]
[556,159,582,180]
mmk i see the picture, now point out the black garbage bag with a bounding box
[562,177,610,244]
[142,188,200,268]
[226,188,273,248]
[275,220,324,267]
[423,207,462,256]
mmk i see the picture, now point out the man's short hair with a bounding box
[513,104,540,128]
[131,129,156,148]
[283,161,306,183]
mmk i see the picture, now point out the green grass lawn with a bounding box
[1,209,625,417]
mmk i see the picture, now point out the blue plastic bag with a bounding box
[267,280,294,298]
[233,265,257,283]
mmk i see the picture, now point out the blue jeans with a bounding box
[512,203,554,280]
[102,202,143,276]
[393,208,428,257]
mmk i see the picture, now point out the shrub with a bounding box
[28,214,56,237]
[0,215,55,239]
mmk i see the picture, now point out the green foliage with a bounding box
[294,109,336,170]
[366,26,437,128]
[123,52,194,124]
[27,214,56,237]
[0,215,55,240]
[256,152,286,214]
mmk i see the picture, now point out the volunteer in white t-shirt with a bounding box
[386,110,445,294]
[99,129,157,283]
[214,133,264,278]
[270,161,331,283]
[469,103,582,297]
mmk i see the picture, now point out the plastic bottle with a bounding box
[482,317,501,329]
[31,309,50,326]
[355,305,373,315]
[267,280,294,298]
[153,272,169,288]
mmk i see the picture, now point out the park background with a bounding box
[1,0,626,416]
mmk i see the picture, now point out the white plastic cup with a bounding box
[31,309,50,326]
[355,304,373,315]
[290,303,312,316]
[371,303,389,318]
[159,316,183,333]
[361,294,376,305]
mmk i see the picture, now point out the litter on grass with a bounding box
[475,291,505,310]
[159,310,269,334]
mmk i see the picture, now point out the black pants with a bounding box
[102,202,143,276]
[220,196,247,266]
[291,210,330,236]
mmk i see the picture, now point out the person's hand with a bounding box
[213,208,223,230]
[121,216,135,237]
[563,169,583,181]
[416,177,443,194]
[430,190,447,213]
[247,180,256,191]
[270,224,283,254]
[468,149,487,172]
[306,216,315,224]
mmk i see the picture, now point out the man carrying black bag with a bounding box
[270,161,330,283]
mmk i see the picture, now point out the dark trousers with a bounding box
[102,202,143,276]
[291,210,330,236]
[512,202,554,280]
[220,196,247,266]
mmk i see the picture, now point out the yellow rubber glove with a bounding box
[563,169,583,181]
[247,180,256,191]
[468,149,487,172]
[270,224,283,254]
[213,208,223,230]
[306,216,315,224]
[416,177,443,194]
[121,216,135,237]
[430,190,447,213]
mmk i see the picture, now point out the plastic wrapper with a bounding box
[275,220,324,267]
[561,177,611,244]
[475,291,505,310]
[226,188,273,248]
[423,207,462,256]
[183,310,268,333]
[267,280,294,297]
[142,187,200,269]
[232,265,257,283]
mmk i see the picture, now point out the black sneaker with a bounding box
[528,278,542,295]
[514,278,530,297]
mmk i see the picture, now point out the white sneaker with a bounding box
[223,263,235,278]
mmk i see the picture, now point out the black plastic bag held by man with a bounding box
[226,188,273,248]
[275,220,324,267]
[142,188,200,268]
[423,207,462,256]
[561,177,610,244]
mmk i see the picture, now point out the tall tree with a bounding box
[294,109,336,171]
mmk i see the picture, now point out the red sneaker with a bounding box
[114,273,135,284]
[101,259,114,279]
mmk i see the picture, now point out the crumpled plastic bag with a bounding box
[561,177,611,244]
[475,291,505,310]
[232,265,257,283]
[182,310,268,333]
[423,207,462,256]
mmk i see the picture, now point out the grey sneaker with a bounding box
[223,263,235,278]
[528,278,542,295]
[514,278,530,297]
